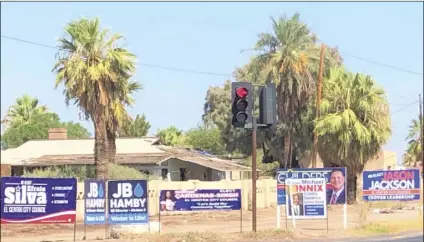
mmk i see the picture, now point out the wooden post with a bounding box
[312,44,326,168]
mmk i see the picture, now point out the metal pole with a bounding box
[251,118,257,232]
[240,205,243,233]
[419,94,423,164]
[312,43,326,168]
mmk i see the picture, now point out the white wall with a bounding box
[167,158,226,181]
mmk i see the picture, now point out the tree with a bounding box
[185,125,226,155]
[53,18,138,179]
[202,80,256,155]
[62,121,91,139]
[106,81,141,164]
[2,94,48,127]
[1,112,90,149]
[156,126,186,146]
[248,13,320,168]
[404,117,423,166]
[246,13,344,169]
[118,114,151,137]
[314,67,391,203]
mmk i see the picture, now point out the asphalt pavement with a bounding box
[289,233,423,242]
[343,235,422,242]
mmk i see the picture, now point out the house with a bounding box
[0,128,252,181]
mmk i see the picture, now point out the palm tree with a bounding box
[248,13,319,168]
[53,18,137,179]
[2,94,48,127]
[107,80,141,164]
[404,117,423,166]
[314,67,391,203]
[118,113,151,138]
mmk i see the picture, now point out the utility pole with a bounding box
[419,94,423,164]
[251,118,257,232]
[231,82,276,233]
[312,44,326,168]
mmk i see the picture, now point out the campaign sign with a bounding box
[286,178,327,219]
[0,177,77,224]
[159,189,241,212]
[107,180,148,224]
[84,180,106,224]
[362,169,421,201]
[277,168,347,206]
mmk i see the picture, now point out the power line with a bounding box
[1,35,231,77]
[392,101,419,114]
[339,52,423,76]
[3,34,422,77]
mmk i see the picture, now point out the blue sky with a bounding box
[1,2,423,163]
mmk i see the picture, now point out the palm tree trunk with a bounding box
[282,136,290,169]
[288,131,293,168]
[346,169,357,204]
[94,115,109,180]
[107,128,117,164]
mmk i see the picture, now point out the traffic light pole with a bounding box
[251,118,257,233]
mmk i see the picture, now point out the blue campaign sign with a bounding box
[276,168,347,206]
[107,180,148,224]
[1,177,77,224]
[362,169,421,201]
[84,180,106,224]
[159,189,241,212]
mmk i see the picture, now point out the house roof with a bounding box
[156,146,252,172]
[1,137,163,165]
[1,138,251,172]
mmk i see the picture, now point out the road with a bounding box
[307,234,424,242]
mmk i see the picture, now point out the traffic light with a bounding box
[231,82,253,128]
[258,83,277,127]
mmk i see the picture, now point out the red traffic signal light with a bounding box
[231,82,253,128]
[236,87,248,98]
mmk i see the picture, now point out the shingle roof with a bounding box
[1,137,163,165]
[156,146,253,171]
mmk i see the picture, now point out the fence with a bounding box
[75,178,277,219]
[1,175,422,242]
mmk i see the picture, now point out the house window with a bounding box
[180,168,186,181]
[161,169,168,179]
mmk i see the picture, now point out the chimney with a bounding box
[48,128,68,140]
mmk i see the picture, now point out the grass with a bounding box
[106,230,294,242]
[351,215,423,236]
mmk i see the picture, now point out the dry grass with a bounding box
[105,230,294,242]
[351,214,423,236]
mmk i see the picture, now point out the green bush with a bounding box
[108,163,160,180]
[23,163,160,181]
[23,165,94,181]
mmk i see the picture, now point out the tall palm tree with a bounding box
[107,80,141,164]
[404,117,423,166]
[248,13,319,168]
[53,18,137,179]
[2,94,48,127]
[315,67,391,203]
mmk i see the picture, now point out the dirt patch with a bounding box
[1,205,422,242]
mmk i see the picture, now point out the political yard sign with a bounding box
[285,178,327,219]
[107,180,148,224]
[0,177,77,224]
[84,180,106,224]
[159,189,241,212]
[277,168,347,206]
[362,169,421,201]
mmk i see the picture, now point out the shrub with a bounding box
[23,165,94,181]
